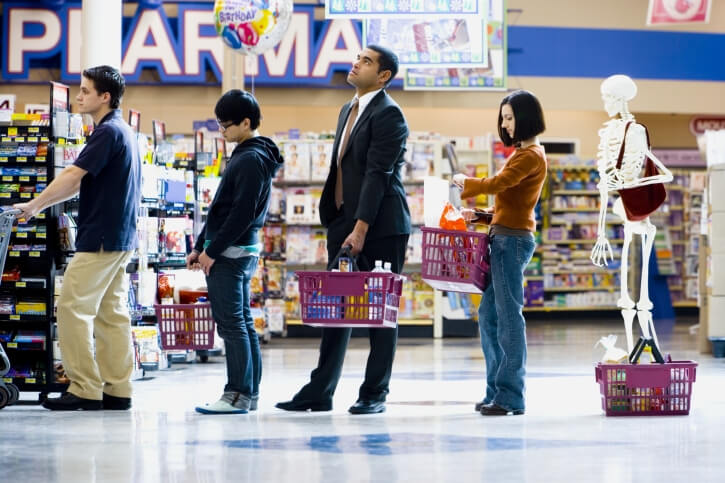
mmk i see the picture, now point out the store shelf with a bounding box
[543,238,624,245]
[544,286,617,292]
[552,190,600,195]
[550,208,600,212]
[0,156,48,164]
[524,306,618,312]
[548,165,597,170]
[285,318,433,326]
[673,301,698,308]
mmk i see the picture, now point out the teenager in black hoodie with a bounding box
[188,90,283,414]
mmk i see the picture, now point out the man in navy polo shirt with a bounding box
[15,65,141,411]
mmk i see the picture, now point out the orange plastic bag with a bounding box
[439,202,467,231]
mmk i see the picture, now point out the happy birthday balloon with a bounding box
[214,0,293,56]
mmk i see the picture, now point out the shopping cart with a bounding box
[420,226,490,294]
[0,208,22,409]
[154,303,215,362]
[595,357,698,416]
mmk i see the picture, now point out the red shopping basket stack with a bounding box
[420,227,490,293]
[595,360,697,416]
[298,271,405,328]
[154,304,215,350]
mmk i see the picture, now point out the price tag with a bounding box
[9,251,20,257]
[36,156,45,162]
[2,176,12,181]
[16,232,27,238]
[37,232,46,239]
[15,281,26,287]
[27,137,38,143]
[29,127,39,133]
[15,137,24,142]
[1,137,10,143]
[2,378,11,383]
[26,378,36,384]
[29,251,41,257]
[0,157,7,163]
[58,138,66,145]
[38,176,47,182]
[17,156,27,163]
[9,315,20,320]
[33,193,40,198]
[19,176,30,182]
[40,137,49,142]
[20,193,31,199]
[0,193,11,198]
[8,128,17,136]
[7,342,17,349]
[37,213,45,219]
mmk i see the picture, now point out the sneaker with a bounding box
[195,391,250,414]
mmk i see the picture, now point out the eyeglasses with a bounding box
[217,120,235,132]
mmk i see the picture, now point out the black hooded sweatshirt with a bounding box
[194,136,283,259]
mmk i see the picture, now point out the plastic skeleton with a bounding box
[590,75,673,353]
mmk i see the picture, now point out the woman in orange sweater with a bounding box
[453,90,547,416]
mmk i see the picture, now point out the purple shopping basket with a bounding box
[420,227,490,294]
[297,271,405,328]
[595,361,697,416]
[155,304,215,350]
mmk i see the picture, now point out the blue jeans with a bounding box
[206,255,261,398]
[478,234,535,411]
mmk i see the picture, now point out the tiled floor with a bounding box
[1,318,723,483]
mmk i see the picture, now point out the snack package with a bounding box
[439,202,467,231]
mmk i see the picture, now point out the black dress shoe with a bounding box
[275,399,332,412]
[348,400,385,414]
[480,403,524,416]
[474,400,491,412]
[103,393,132,410]
[43,392,102,411]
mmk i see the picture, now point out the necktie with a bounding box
[335,98,359,209]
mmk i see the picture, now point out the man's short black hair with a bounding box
[498,90,546,147]
[367,44,398,88]
[82,65,125,109]
[215,89,261,130]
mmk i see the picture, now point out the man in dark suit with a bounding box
[276,44,411,414]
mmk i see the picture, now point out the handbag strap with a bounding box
[615,121,634,170]
[616,121,652,170]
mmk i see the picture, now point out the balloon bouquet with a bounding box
[214,0,293,55]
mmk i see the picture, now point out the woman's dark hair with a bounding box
[498,90,546,147]
[82,65,125,109]
[215,89,261,130]
[367,44,399,87]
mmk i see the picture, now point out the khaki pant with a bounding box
[57,249,133,400]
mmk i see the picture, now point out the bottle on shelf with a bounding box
[158,218,167,262]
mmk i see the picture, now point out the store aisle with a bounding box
[1,320,723,483]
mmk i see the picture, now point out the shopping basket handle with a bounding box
[0,208,21,217]
[329,245,359,272]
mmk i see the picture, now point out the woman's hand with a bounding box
[452,173,467,189]
[590,237,614,267]
[186,250,201,270]
[460,208,476,222]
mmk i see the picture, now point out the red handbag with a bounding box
[615,122,667,222]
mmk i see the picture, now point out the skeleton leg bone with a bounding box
[621,309,638,353]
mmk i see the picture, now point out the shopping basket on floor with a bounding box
[298,270,405,329]
[154,304,215,350]
[0,208,21,409]
[595,359,697,416]
[420,227,490,294]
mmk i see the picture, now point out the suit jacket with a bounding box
[319,90,411,241]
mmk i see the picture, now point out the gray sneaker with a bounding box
[195,392,251,414]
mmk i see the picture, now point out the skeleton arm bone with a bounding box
[590,181,614,267]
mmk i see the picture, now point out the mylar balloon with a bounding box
[214,0,293,56]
